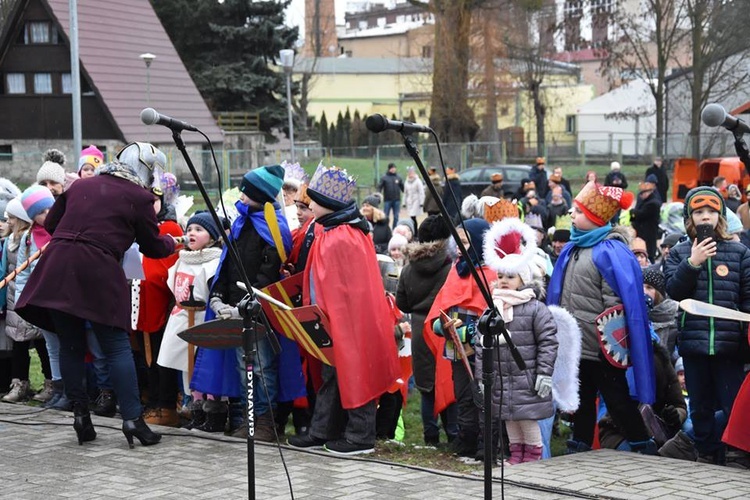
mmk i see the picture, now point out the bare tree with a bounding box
[409,0,484,147]
[679,0,750,157]
[602,0,688,156]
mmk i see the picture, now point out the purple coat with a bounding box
[16,174,175,333]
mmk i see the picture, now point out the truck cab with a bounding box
[672,157,748,202]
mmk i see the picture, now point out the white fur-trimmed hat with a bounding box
[483,217,538,284]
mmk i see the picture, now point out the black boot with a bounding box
[193,400,227,433]
[73,404,96,445]
[92,389,117,418]
[122,417,162,449]
[182,402,206,430]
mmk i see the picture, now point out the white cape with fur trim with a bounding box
[548,305,582,412]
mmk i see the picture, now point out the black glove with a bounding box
[662,404,682,429]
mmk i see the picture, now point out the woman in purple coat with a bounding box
[16,142,176,448]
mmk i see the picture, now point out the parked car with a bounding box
[458,164,535,199]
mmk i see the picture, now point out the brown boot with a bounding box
[253,413,278,442]
[144,408,180,427]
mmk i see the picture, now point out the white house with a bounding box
[576,79,656,156]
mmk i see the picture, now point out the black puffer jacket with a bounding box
[396,240,452,392]
[664,238,750,359]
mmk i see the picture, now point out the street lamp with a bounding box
[139,53,156,108]
[279,49,295,163]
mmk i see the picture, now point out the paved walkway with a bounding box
[0,404,748,499]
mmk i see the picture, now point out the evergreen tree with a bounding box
[319,111,329,148]
[151,0,298,135]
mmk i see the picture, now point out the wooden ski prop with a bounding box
[440,310,474,381]
[180,284,206,380]
[238,276,336,366]
[0,242,49,290]
[178,318,247,349]
[679,299,750,322]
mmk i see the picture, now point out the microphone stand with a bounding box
[399,132,525,500]
[170,130,279,500]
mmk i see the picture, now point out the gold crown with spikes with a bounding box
[483,198,519,223]
[307,162,357,206]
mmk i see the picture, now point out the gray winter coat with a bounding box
[650,298,679,358]
[475,295,558,421]
[396,240,452,392]
[557,229,628,362]
[2,234,40,342]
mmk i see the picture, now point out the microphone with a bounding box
[701,103,750,135]
[174,236,189,245]
[365,113,432,135]
[140,108,198,132]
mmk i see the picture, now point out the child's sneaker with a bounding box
[287,433,327,449]
[324,439,374,455]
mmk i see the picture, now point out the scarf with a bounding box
[98,161,148,188]
[491,288,536,323]
[30,223,51,250]
[570,224,612,248]
[316,201,370,234]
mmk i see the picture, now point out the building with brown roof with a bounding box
[0,0,223,182]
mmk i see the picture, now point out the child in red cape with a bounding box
[287,164,399,456]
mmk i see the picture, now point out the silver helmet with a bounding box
[116,142,167,189]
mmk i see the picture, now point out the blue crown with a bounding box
[308,162,357,206]
[281,161,308,184]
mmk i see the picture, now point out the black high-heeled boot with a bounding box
[122,416,162,449]
[73,404,96,445]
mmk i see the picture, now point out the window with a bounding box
[0,145,11,162]
[62,73,72,94]
[23,21,58,44]
[422,45,432,58]
[566,115,576,134]
[563,0,583,51]
[6,73,25,94]
[34,73,52,94]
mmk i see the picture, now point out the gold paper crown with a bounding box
[308,162,357,206]
[483,198,519,224]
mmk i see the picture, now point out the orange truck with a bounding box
[672,157,749,202]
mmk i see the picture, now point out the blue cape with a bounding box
[548,238,655,404]
[190,201,304,401]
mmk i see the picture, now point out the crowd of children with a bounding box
[0,150,748,466]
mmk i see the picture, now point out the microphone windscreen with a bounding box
[365,114,387,133]
[140,108,159,126]
[702,103,726,127]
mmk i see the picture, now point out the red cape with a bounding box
[424,263,494,416]
[288,217,314,268]
[137,220,182,333]
[304,223,400,409]
[723,373,750,452]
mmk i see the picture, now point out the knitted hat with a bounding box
[77,145,104,174]
[37,161,66,185]
[574,181,635,227]
[535,157,546,165]
[660,232,683,248]
[552,229,571,242]
[295,184,312,206]
[240,164,285,204]
[21,185,55,220]
[5,196,31,223]
[0,178,21,220]
[186,211,221,242]
[362,193,382,209]
[307,163,357,211]
[491,172,503,182]
[674,357,684,373]
[683,186,726,219]
[483,217,538,285]
[388,234,409,252]
[726,209,743,234]
[395,218,416,238]
[418,214,451,243]
[610,161,621,171]
[642,266,666,297]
